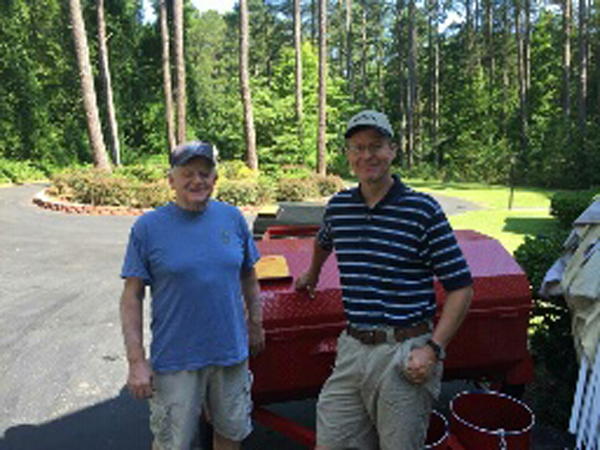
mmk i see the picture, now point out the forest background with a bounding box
[2,0,599,434]
[2,0,600,190]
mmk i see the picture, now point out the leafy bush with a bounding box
[276,177,320,201]
[48,168,172,208]
[116,164,168,182]
[130,180,173,208]
[256,177,277,205]
[514,232,569,293]
[46,163,346,208]
[0,158,49,184]
[514,231,577,429]
[312,174,345,197]
[216,179,260,206]
[219,160,258,181]
[550,190,599,228]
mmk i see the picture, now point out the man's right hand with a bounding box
[295,271,318,298]
[127,359,153,399]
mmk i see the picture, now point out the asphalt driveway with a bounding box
[0,184,568,449]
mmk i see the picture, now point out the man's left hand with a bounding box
[248,322,265,357]
[402,345,437,384]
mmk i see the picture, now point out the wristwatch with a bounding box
[426,339,446,361]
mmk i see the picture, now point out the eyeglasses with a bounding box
[346,142,388,155]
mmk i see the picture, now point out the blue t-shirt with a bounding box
[121,201,260,373]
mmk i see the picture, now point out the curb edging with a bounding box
[32,188,264,217]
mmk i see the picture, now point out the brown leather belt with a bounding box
[347,322,430,345]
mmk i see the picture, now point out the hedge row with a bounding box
[0,158,52,184]
[47,165,346,209]
[550,189,599,227]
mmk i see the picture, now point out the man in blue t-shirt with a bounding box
[296,110,474,450]
[119,141,264,450]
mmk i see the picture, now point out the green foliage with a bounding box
[550,190,600,228]
[216,179,260,206]
[312,174,345,197]
[115,164,168,182]
[5,0,600,193]
[514,233,569,294]
[48,167,172,208]
[0,159,50,184]
[218,160,258,181]
[275,177,320,201]
[514,231,577,429]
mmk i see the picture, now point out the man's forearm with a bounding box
[309,240,332,279]
[120,279,146,364]
[241,268,262,325]
[431,285,473,348]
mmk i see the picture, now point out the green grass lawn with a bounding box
[407,179,563,254]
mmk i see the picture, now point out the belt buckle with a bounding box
[365,329,378,344]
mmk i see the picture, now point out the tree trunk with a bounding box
[294,0,305,147]
[563,0,572,119]
[484,0,494,93]
[396,0,406,163]
[360,0,367,104]
[429,0,440,167]
[69,0,111,172]
[395,0,407,163]
[317,0,328,175]
[406,0,417,169]
[465,0,474,74]
[311,0,317,45]
[239,0,258,170]
[501,0,510,133]
[515,0,527,160]
[173,0,186,144]
[160,0,176,153]
[376,1,384,109]
[97,0,120,166]
[577,0,587,137]
[524,0,531,92]
[346,0,353,91]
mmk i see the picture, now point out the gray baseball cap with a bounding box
[345,110,394,139]
[170,141,218,167]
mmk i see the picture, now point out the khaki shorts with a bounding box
[150,361,253,449]
[316,331,443,450]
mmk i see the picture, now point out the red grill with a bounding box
[249,226,534,446]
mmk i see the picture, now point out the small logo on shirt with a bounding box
[221,230,231,244]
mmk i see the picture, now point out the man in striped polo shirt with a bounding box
[296,110,474,449]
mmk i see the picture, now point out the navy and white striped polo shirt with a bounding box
[318,175,473,327]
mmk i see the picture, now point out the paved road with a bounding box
[0,184,568,449]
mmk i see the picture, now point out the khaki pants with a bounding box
[316,331,442,450]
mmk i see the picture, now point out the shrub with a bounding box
[0,158,49,184]
[312,174,345,197]
[256,178,277,205]
[116,164,168,182]
[514,231,577,429]
[216,179,260,206]
[130,180,173,208]
[219,160,258,181]
[71,174,132,206]
[550,190,599,228]
[276,177,319,201]
[48,168,172,208]
[514,232,569,293]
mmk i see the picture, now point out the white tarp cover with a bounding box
[561,199,600,363]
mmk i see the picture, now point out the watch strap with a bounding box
[426,339,445,361]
